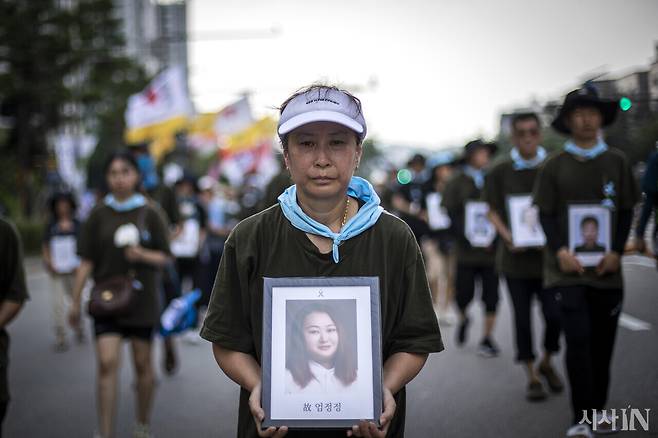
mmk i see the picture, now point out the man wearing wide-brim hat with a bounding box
[533,85,639,438]
[442,139,501,358]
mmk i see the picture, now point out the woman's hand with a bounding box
[347,386,396,437]
[249,382,288,437]
[124,245,145,263]
[596,252,621,276]
[557,247,584,274]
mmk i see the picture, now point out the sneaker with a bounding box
[133,423,153,438]
[526,380,547,402]
[538,362,564,393]
[456,317,469,346]
[592,410,618,435]
[566,423,593,438]
[477,337,499,358]
[182,329,200,345]
[438,309,457,326]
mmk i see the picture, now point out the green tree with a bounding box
[0,0,149,215]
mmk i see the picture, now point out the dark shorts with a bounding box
[93,319,154,341]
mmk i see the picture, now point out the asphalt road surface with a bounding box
[5,256,657,437]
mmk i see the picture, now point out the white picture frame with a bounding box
[425,192,451,231]
[464,201,496,247]
[261,277,382,430]
[568,204,611,267]
[50,235,80,274]
[506,194,546,248]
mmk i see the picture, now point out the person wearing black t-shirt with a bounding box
[42,191,84,350]
[534,86,639,437]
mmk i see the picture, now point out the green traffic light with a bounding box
[397,169,412,185]
[619,97,632,112]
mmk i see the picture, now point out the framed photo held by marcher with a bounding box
[425,192,451,231]
[464,201,496,247]
[261,276,382,430]
[506,194,546,248]
[568,204,611,267]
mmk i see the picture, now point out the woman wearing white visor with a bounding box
[201,85,443,438]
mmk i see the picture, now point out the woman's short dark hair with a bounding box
[511,112,541,131]
[277,84,363,150]
[48,192,77,219]
[286,302,357,388]
[102,149,142,194]
[580,215,599,228]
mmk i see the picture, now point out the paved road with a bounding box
[5,256,658,437]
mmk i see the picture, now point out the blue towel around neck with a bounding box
[564,138,608,160]
[278,176,384,263]
[104,193,147,212]
[463,165,485,190]
[511,146,547,170]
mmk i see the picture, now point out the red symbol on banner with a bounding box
[145,87,158,104]
[222,106,237,117]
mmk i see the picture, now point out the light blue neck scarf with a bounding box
[104,193,147,212]
[463,165,485,189]
[564,137,608,160]
[278,176,384,263]
[511,146,547,170]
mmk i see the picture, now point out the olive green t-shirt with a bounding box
[78,203,170,327]
[441,172,496,266]
[483,159,543,279]
[0,217,30,402]
[532,148,639,289]
[200,205,444,438]
[148,184,180,226]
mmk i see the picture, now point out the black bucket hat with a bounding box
[463,139,497,159]
[551,85,618,135]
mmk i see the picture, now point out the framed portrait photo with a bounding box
[261,277,383,430]
[568,204,611,267]
[425,192,451,231]
[506,194,546,248]
[464,201,496,247]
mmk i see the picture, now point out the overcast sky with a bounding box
[188,0,658,149]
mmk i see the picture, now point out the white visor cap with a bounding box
[277,87,367,142]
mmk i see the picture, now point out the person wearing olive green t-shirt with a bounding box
[69,150,171,438]
[201,85,443,438]
[0,217,29,437]
[129,143,182,376]
[442,139,500,358]
[533,86,639,438]
[483,113,563,403]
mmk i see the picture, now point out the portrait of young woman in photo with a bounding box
[285,303,357,394]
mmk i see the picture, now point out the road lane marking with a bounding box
[619,313,652,331]
[622,255,656,268]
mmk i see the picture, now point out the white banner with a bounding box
[125,65,194,130]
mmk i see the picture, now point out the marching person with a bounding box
[533,85,638,438]
[391,153,430,243]
[442,139,500,357]
[483,113,563,401]
[42,191,84,350]
[69,150,171,438]
[201,85,443,438]
[419,155,458,324]
[0,216,29,437]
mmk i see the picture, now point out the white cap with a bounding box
[277,87,367,141]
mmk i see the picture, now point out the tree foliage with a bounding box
[0,0,149,214]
